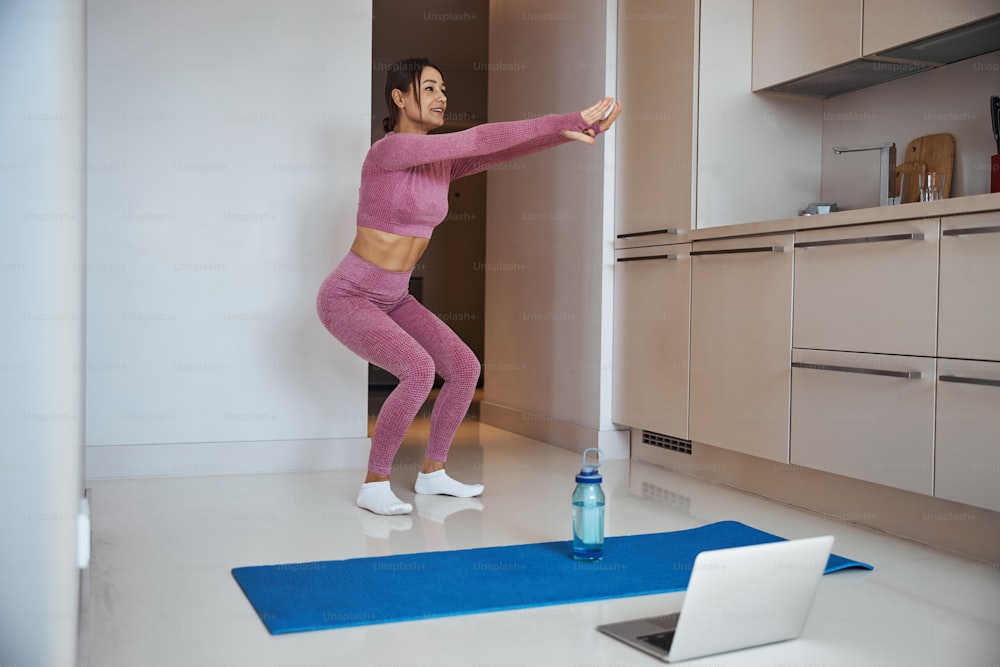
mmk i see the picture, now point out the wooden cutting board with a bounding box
[897,133,955,203]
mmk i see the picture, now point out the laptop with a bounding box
[597,535,834,662]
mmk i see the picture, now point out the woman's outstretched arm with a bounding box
[368,99,621,173]
[448,98,622,179]
[368,113,587,171]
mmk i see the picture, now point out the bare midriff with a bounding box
[350,226,430,272]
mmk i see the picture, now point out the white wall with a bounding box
[696,0,823,226]
[85,0,373,477]
[482,0,628,458]
[821,51,1000,210]
[0,1,86,664]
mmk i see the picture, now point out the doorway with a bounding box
[369,0,490,411]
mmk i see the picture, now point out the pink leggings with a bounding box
[316,251,480,475]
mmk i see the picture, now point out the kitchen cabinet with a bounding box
[688,233,793,463]
[935,358,1000,512]
[792,219,939,357]
[612,244,691,439]
[613,200,1000,514]
[791,218,938,495]
[752,0,999,96]
[791,211,1000,505]
[615,0,697,239]
[751,0,862,91]
[790,349,935,495]
[938,211,1000,361]
[862,0,1000,56]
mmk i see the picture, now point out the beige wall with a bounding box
[482,0,628,457]
[696,0,824,227]
[821,51,1000,210]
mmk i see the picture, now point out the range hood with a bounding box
[763,13,1000,98]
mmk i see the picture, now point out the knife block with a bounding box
[992,154,1000,194]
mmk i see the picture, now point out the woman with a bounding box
[317,57,621,516]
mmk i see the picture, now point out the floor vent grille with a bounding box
[641,430,693,455]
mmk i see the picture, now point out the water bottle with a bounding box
[572,447,605,561]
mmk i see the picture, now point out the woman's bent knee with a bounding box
[446,345,481,387]
[398,351,437,393]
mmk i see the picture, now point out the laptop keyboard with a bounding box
[637,630,675,651]
[636,612,680,651]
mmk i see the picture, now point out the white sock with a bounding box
[414,470,484,498]
[357,481,412,516]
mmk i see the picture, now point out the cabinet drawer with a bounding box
[935,359,1000,512]
[612,245,691,438]
[689,234,793,462]
[938,212,1000,361]
[790,349,935,494]
[793,219,938,356]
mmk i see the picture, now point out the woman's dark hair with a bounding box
[382,57,443,134]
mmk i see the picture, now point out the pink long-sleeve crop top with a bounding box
[356,112,599,239]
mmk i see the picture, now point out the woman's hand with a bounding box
[562,97,622,144]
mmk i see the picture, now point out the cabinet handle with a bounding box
[689,246,784,257]
[939,374,1000,388]
[793,232,924,249]
[941,225,1000,237]
[617,229,679,239]
[616,254,678,263]
[791,361,921,379]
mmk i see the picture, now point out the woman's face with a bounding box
[397,66,447,132]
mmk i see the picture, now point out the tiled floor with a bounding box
[88,395,1000,666]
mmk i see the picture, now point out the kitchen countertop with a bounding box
[684,192,1000,241]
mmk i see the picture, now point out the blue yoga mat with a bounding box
[232,520,872,635]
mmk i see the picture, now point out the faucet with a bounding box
[832,142,897,206]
